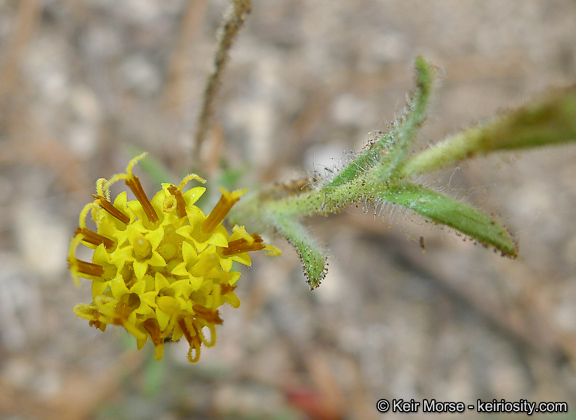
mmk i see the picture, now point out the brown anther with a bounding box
[223,233,265,255]
[75,227,115,249]
[115,294,141,318]
[142,318,163,345]
[125,175,159,224]
[202,192,239,233]
[72,259,105,277]
[178,318,194,344]
[93,195,130,224]
[220,284,236,296]
[177,318,204,362]
[192,305,224,324]
[89,319,105,331]
[168,185,186,218]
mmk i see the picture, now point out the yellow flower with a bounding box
[68,153,280,363]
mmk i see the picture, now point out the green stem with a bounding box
[266,178,374,218]
[228,57,576,289]
[400,84,576,178]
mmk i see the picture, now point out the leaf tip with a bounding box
[304,258,329,290]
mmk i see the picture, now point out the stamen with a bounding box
[71,259,105,277]
[192,305,224,324]
[178,173,206,190]
[168,185,186,218]
[93,195,130,224]
[223,233,265,255]
[142,318,165,360]
[142,318,163,346]
[95,178,110,201]
[78,203,94,229]
[125,176,159,224]
[188,340,201,363]
[126,152,148,176]
[200,323,217,347]
[75,227,115,249]
[89,319,105,331]
[115,294,141,318]
[178,318,191,341]
[202,189,242,233]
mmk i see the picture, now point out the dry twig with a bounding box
[193,0,252,161]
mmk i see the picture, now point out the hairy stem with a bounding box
[400,85,576,178]
[193,0,252,159]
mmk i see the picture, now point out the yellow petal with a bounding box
[171,279,194,298]
[224,290,241,308]
[205,229,228,247]
[228,271,241,286]
[182,240,198,262]
[230,225,253,243]
[156,307,171,330]
[183,186,206,206]
[129,280,146,295]
[155,272,170,291]
[137,291,158,312]
[219,257,233,272]
[189,275,203,292]
[91,280,109,298]
[109,277,130,300]
[133,260,148,280]
[228,253,252,267]
[148,251,167,267]
[157,295,180,314]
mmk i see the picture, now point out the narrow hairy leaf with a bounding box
[324,56,436,188]
[400,85,576,178]
[324,133,391,188]
[386,55,436,174]
[379,182,517,257]
[267,213,328,289]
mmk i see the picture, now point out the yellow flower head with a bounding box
[68,153,280,363]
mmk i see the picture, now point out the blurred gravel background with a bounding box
[1,1,576,419]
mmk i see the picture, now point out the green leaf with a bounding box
[379,182,517,257]
[324,56,437,188]
[323,133,389,188]
[386,55,436,175]
[400,85,576,178]
[267,212,327,289]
